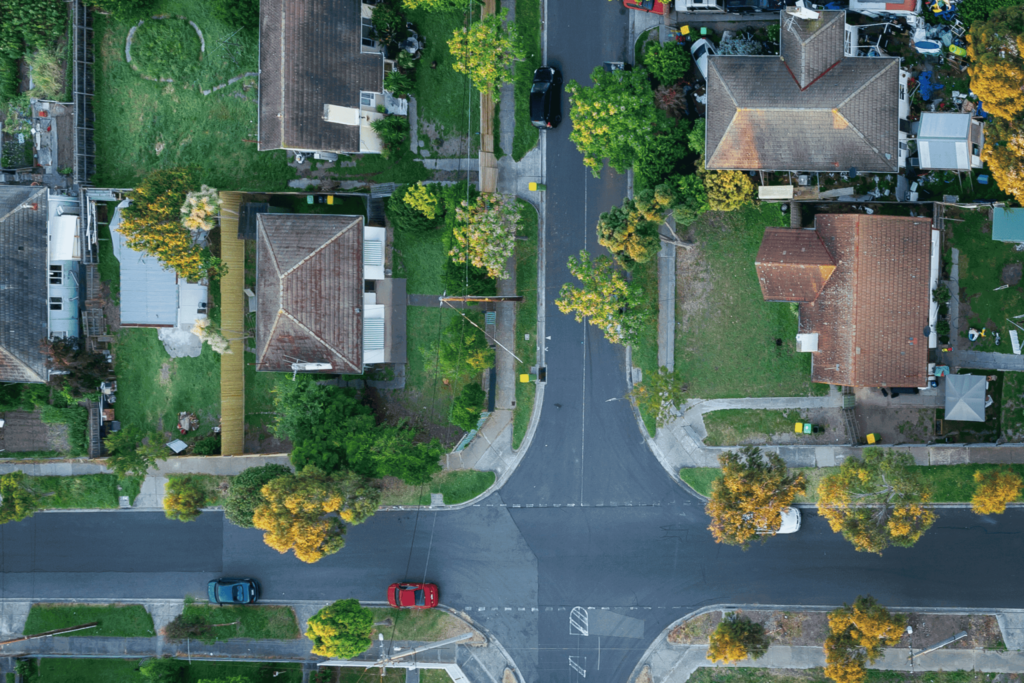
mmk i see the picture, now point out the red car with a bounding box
[623,0,667,13]
[387,582,439,609]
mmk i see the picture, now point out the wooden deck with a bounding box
[219,192,246,455]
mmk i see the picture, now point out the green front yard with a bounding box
[93,0,293,189]
[23,604,155,638]
[180,603,300,641]
[24,659,303,683]
[676,205,830,399]
[370,606,472,641]
[703,409,803,447]
[631,256,661,436]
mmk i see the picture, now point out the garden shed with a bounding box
[944,374,986,422]
[992,207,1024,244]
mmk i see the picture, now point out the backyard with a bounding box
[675,205,830,400]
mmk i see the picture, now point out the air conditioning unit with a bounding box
[797,174,810,186]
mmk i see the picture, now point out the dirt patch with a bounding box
[0,410,70,453]
[855,406,936,444]
[368,386,463,449]
[1002,263,1023,286]
[419,119,471,158]
[243,423,292,455]
[666,610,1004,650]
[633,666,652,683]
[675,240,713,340]
[159,362,172,386]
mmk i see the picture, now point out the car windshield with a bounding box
[415,589,426,606]
[233,585,246,601]
[394,587,403,606]
[531,82,550,94]
[693,45,706,59]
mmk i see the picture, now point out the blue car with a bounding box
[207,577,260,605]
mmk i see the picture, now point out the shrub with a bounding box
[387,185,440,232]
[371,4,405,48]
[211,0,259,31]
[707,613,770,663]
[451,383,486,432]
[130,19,202,83]
[224,463,292,528]
[933,284,951,305]
[192,435,221,455]
[306,599,375,659]
[402,182,440,220]
[0,55,18,99]
[0,0,66,60]
[369,115,409,160]
[643,42,692,85]
[444,257,497,296]
[90,0,156,20]
[438,312,495,377]
[163,476,209,522]
[384,70,415,98]
[26,46,62,100]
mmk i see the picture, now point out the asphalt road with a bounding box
[5,5,1024,683]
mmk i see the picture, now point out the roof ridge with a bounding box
[0,187,47,226]
[835,62,898,166]
[280,216,360,278]
[279,308,358,371]
[835,58,897,109]
[0,345,44,383]
[258,309,283,367]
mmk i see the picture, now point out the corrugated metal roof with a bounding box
[363,317,384,350]
[993,207,1024,243]
[111,206,179,326]
[918,113,970,139]
[918,139,967,170]
[364,240,383,266]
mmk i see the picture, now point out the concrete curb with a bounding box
[627,603,1024,683]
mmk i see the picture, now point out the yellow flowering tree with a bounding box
[982,119,1024,205]
[825,596,905,683]
[707,613,771,664]
[0,471,38,524]
[967,7,1024,121]
[971,468,1023,514]
[703,168,755,211]
[180,184,222,232]
[705,447,806,548]
[306,599,375,659]
[555,250,647,345]
[567,67,658,176]
[252,467,381,563]
[448,10,524,98]
[449,193,521,279]
[818,448,936,554]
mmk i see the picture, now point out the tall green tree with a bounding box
[105,432,169,478]
[448,10,524,98]
[818,448,936,554]
[345,424,443,485]
[451,383,487,432]
[0,471,38,524]
[306,599,375,659]
[707,614,771,664]
[643,41,692,86]
[555,251,647,345]
[567,67,659,176]
[224,463,292,528]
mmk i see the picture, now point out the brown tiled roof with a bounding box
[258,0,383,153]
[706,11,899,173]
[800,214,933,387]
[256,214,364,374]
[755,228,836,302]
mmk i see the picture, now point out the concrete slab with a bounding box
[815,447,836,467]
[968,447,1020,464]
[776,447,817,468]
[929,446,969,465]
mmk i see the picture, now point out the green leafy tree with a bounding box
[596,198,662,265]
[371,4,405,48]
[634,116,692,191]
[630,367,687,429]
[568,67,658,176]
[210,0,259,31]
[674,174,709,227]
[818,448,936,554]
[90,0,156,20]
[163,476,209,522]
[286,389,376,473]
[449,193,521,279]
[957,0,1019,27]
[705,447,806,548]
[438,312,496,377]
[687,118,706,156]
[106,432,170,478]
[0,0,66,59]
[707,613,771,663]
[967,7,1024,121]
[445,257,497,297]
[403,0,471,10]
[555,251,647,345]
[306,599,375,659]
[643,41,692,85]
[42,336,109,397]
[0,471,38,524]
[451,382,486,432]
[825,596,905,683]
[369,116,410,160]
[387,186,440,232]
[253,467,381,563]
[224,463,292,528]
[139,658,186,683]
[345,424,443,484]
[448,10,524,98]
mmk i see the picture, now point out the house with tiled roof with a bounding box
[258,0,403,156]
[756,216,938,388]
[256,213,406,375]
[706,9,900,173]
[0,186,84,383]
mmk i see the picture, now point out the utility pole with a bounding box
[439,295,524,303]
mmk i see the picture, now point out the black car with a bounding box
[724,0,784,11]
[207,577,260,605]
[530,67,562,129]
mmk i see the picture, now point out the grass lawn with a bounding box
[513,201,539,449]
[370,607,471,641]
[167,474,232,506]
[420,671,455,683]
[30,474,121,509]
[333,149,433,185]
[97,218,121,305]
[184,603,300,640]
[630,256,661,436]
[404,306,462,425]
[31,659,303,683]
[944,206,1024,352]
[1002,371,1024,441]
[113,328,221,436]
[24,603,155,637]
[380,469,495,506]
[335,669,406,683]
[394,227,449,296]
[703,409,802,447]
[511,0,541,161]
[92,0,294,189]
[406,7,480,156]
[689,667,994,683]
[676,205,828,399]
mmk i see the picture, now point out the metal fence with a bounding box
[72,0,95,186]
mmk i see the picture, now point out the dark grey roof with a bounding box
[258,0,383,153]
[706,12,899,173]
[0,186,49,383]
[780,10,844,89]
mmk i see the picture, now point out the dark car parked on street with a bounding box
[530,66,562,129]
[207,577,260,605]
[724,0,784,11]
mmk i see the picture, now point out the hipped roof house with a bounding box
[706,10,899,173]
[756,216,933,388]
[0,186,49,383]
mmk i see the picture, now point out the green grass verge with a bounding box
[702,409,802,447]
[4,450,62,459]
[185,603,300,640]
[945,207,1024,353]
[513,201,539,449]
[92,2,294,189]
[335,669,406,683]
[31,659,304,683]
[113,328,221,436]
[24,604,155,638]
[380,469,496,506]
[167,474,232,506]
[370,607,470,641]
[511,0,541,161]
[631,256,660,436]
[679,463,1024,504]
[676,205,829,399]
[30,474,120,509]
[690,667,997,683]
[420,671,455,683]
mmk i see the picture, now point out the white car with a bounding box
[775,507,802,534]
[691,38,716,82]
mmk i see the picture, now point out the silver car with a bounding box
[691,38,716,82]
